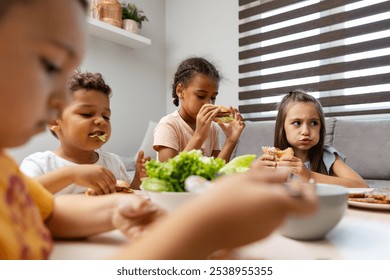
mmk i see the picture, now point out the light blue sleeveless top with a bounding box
[304,145,346,174]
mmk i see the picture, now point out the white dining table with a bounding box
[50,199,390,260]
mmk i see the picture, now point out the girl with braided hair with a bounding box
[153,57,245,162]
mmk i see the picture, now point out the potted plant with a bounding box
[121,2,148,34]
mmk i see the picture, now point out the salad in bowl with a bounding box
[141,150,256,211]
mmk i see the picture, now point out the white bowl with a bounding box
[280,183,348,240]
[146,191,198,212]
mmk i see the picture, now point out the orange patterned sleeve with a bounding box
[22,174,54,221]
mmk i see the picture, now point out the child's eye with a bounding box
[210,97,216,104]
[310,120,320,126]
[103,116,110,121]
[292,121,301,126]
[80,113,92,118]
[40,57,60,74]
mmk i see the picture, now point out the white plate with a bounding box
[348,188,390,210]
[348,200,390,210]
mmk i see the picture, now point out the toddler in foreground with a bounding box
[0,0,162,259]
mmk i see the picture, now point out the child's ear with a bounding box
[176,84,184,98]
[47,120,60,133]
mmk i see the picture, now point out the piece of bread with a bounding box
[262,146,294,161]
[349,197,390,204]
[367,188,390,198]
[348,192,367,198]
[348,188,390,203]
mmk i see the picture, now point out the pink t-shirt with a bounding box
[153,110,221,157]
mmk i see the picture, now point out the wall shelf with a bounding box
[87,17,151,49]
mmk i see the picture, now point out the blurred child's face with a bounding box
[0,0,86,149]
[179,74,218,120]
[284,102,321,153]
[53,89,111,152]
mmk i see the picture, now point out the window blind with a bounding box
[238,0,390,121]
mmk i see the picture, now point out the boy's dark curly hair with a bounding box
[68,69,112,97]
[171,57,221,107]
[50,69,112,138]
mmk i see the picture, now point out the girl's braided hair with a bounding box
[171,57,221,107]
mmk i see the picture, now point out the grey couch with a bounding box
[128,117,390,188]
[231,117,390,188]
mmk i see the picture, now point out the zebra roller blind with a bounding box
[238,0,390,121]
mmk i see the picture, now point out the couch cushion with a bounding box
[324,117,337,146]
[333,119,390,180]
[135,121,158,161]
[234,121,275,157]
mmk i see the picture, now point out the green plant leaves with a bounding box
[121,2,148,28]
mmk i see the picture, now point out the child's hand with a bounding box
[130,150,151,190]
[112,195,165,240]
[256,153,278,168]
[72,165,117,195]
[134,150,151,180]
[277,156,311,181]
[194,104,219,141]
[217,107,245,142]
[182,167,317,252]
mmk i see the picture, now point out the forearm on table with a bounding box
[46,194,119,238]
[113,201,220,259]
[113,190,291,260]
[309,171,368,188]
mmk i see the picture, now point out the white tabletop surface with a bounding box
[51,200,390,260]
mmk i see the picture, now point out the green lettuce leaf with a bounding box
[145,150,226,192]
[141,178,174,192]
[216,116,234,123]
[218,154,257,175]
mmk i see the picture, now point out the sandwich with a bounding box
[85,179,133,196]
[262,146,294,161]
[115,180,133,193]
[215,105,234,123]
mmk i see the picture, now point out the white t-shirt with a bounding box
[20,150,132,195]
[153,110,221,157]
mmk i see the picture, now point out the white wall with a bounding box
[9,0,167,163]
[165,0,239,113]
[8,0,240,163]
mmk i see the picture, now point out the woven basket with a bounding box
[96,0,122,28]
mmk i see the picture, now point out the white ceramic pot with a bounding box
[122,19,140,34]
